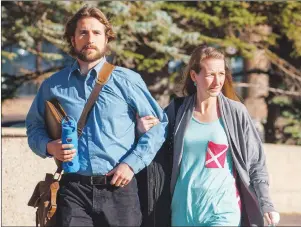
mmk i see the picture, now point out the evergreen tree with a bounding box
[2,1,300,144]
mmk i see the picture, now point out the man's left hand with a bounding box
[106,163,134,187]
[264,211,280,226]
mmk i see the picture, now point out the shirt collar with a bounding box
[68,57,107,80]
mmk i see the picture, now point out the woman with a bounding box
[137,45,280,226]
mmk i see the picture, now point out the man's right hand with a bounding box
[46,139,76,162]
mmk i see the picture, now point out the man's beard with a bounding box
[74,44,107,62]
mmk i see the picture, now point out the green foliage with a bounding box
[271,96,292,106]
[1,51,17,62]
[278,2,301,57]
[274,96,301,145]
[3,1,300,72]
[161,3,222,28]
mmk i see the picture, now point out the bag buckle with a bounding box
[53,171,62,181]
[90,176,107,185]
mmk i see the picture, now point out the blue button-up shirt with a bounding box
[26,58,168,175]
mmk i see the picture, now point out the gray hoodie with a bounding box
[167,93,275,226]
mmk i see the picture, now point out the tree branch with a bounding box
[234,82,301,97]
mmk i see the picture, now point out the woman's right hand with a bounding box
[136,114,160,135]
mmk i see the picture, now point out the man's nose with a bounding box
[87,32,95,43]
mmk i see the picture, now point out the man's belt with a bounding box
[61,173,112,186]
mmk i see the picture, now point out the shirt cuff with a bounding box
[122,153,146,174]
[46,151,53,158]
[39,137,53,158]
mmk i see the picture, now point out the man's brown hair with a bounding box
[181,45,240,101]
[64,5,115,56]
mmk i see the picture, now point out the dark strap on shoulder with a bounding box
[170,97,184,133]
[173,97,185,119]
[77,62,115,136]
[167,97,184,152]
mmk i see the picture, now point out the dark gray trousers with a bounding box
[57,176,142,227]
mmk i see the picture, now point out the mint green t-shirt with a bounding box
[171,116,241,226]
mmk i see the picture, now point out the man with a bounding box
[26,5,167,226]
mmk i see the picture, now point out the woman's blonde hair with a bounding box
[182,45,240,101]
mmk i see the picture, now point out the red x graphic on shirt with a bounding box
[205,141,228,168]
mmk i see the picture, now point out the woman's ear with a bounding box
[190,70,196,82]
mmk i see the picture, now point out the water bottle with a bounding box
[61,116,80,173]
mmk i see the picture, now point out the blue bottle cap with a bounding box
[61,116,76,133]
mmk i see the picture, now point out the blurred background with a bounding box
[2,1,301,145]
[1,1,301,226]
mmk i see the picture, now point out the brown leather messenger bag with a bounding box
[28,62,115,227]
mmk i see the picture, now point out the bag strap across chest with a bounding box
[77,62,115,136]
[55,62,115,174]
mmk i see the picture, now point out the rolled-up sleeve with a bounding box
[121,76,168,174]
[26,79,52,158]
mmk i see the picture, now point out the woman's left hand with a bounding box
[264,211,280,226]
[136,114,159,135]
